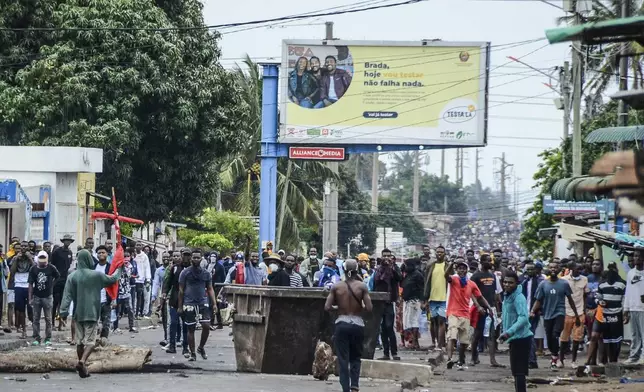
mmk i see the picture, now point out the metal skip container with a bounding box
[223,285,389,375]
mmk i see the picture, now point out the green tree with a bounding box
[219,55,336,249]
[188,233,234,252]
[177,209,256,250]
[558,1,644,112]
[338,166,377,254]
[377,197,427,244]
[199,208,256,248]
[0,0,247,222]
[520,101,625,257]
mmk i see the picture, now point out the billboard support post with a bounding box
[259,63,280,254]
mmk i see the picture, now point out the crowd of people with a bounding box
[2,235,644,392]
[446,219,523,259]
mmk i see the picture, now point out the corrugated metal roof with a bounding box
[551,176,612,201]
[545,15,644,45]
[585,126,644,143]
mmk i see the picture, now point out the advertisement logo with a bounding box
[307,128,321,136]
[459,51,470,62]
[443,105,476,123]
[289,147,346,161]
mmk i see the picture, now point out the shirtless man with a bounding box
[325,259,373,392]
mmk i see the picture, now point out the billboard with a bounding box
[542,195,615,215]
[280,40,490,146]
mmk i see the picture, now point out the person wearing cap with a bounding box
[269,254,310,288]
[8,243,34,339]
[51,234,74,331]
[357,254,371,280]
[444,257,493,370]
[28,250,60,345]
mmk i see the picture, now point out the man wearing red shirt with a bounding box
[445,257,493,370]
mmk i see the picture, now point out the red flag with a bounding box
[90,188,143,301]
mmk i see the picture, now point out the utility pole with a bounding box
[496,153,513,220]
[322,21,338,252]
[475,148,481,206]
[455,149,461,184]
[618,1,630,132]
[412,151,420,212]
[440,149,445,177]
[560,61,571,174]
[371,153,379,212]
[459,149,465,187]
[571,6,582,176]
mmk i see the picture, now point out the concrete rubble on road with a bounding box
[359,359,433,387]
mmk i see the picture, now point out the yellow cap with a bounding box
[357,253,369,261]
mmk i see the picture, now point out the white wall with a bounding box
[0,147,102,173]
[55,173,78,245]
[0,173,54,241]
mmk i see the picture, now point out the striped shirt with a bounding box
[598,280,626,315]
[288,272,304,288]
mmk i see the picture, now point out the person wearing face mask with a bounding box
[530,261,581,370]
[300,248,321,285]
[318,257,341,289]
[269,254,310,287]
[114,250,136,333]
[28,251,60,346]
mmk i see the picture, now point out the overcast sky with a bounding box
[203,0,576,210]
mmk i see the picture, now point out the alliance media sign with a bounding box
[288,147,346,161]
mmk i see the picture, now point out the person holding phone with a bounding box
[499,271,533,392]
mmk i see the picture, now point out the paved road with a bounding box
[1,318,642,391]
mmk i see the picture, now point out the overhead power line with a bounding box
[0,0,426,32]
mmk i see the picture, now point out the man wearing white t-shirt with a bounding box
[624,251,644,365]
[133,242,151,318]
[94,245,113,342]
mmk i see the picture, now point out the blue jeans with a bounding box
[529,316,539,365]
[169,307,187,349]
[299,98,314,108]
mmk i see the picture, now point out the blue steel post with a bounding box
[259,63,280,253]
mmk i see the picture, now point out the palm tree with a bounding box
[559,1,644,110]
[390,151,416,180]
[219,55,337,250]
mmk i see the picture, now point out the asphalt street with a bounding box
[1,317,642,392]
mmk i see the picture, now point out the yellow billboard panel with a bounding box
[77,173,96,206]
[280,40,489,146]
